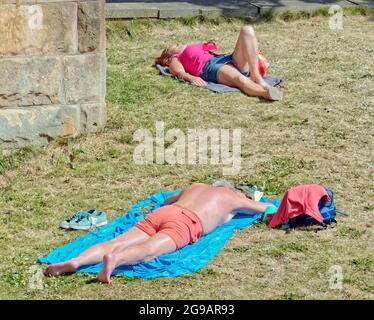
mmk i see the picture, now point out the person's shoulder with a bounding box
[189,182,208,188]
[187,42,205,48]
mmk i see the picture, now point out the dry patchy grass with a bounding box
[0,12,373,299]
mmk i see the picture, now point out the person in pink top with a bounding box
[155,25,283,101]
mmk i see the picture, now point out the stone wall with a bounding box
[0,0,106,148]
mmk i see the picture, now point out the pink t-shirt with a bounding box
[267,184,330,228]
[177,42,216,77]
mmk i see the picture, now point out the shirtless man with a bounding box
[44,183,275,283]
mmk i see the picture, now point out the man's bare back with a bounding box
[171,183,268,234]
[44,182,273,283]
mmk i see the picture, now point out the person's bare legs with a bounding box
[218,64,273,99]
[232,25,269,90]
[44,227,150,276]
[97,233,176,284]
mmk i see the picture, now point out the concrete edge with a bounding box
[105,3,259,19]
[105,2,373,20]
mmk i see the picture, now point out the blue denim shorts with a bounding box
[200,54,249,83]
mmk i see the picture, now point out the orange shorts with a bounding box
[135,204,204,250]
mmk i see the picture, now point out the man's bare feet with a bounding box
[44,259,79,276]
[97,253,117,284]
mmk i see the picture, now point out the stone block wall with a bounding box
[0,0,106,148]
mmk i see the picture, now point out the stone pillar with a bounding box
[0,0,106,148]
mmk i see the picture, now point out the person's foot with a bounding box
[97,253,117,284]
[251,74,270,90]
[259,79,271,91]
[265,86,283,101]
[44,259,79,276]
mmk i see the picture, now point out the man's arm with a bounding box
[169,58,207,87]
[231,194,273,215]
[164,190,184,205]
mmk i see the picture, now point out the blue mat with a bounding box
[156,64,283,93]
[39,190,280,278]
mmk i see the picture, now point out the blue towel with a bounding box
[39,191,280,278]
[156,64,283,93]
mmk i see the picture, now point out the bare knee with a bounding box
[241,25,255,37]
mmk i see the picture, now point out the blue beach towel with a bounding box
[39,191,280,278]
[156,64,283,93]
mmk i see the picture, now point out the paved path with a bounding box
[105,0,374,19]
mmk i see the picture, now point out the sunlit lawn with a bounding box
[0,10,373,299]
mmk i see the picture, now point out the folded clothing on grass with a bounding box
[39,190,279,278]
[156,64,283,93]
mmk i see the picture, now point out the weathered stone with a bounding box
[0,104,80,148]
[17,1,90,3]
[0,2,77,56]
[0,56,63,107]
[62,104,81,137]
[80,102,106,131]
[6,1,76,4]
[0,0,106,148]
[78,0,105,53]
[63,53,106,104]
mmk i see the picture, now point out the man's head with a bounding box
[212,180,254,200]
[212,180,234,189]
[232,185,254,199]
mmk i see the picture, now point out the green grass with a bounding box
[260,5,374,22]
[0,12,373,299]
[339,226,366,239]
[0,146,39,174]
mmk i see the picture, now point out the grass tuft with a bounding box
[0,146,39,174]
[339,226,366,239]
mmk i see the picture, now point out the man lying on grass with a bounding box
[45,183,276,283]
[155,25,283,101]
